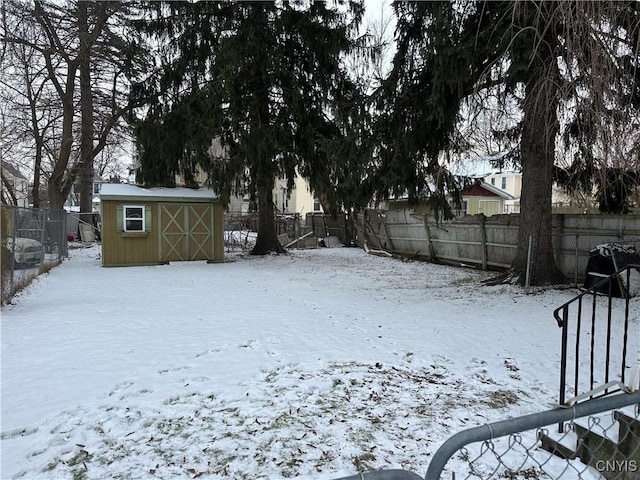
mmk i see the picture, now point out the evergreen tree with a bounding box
[133,1,369,255]
[377,1,639,285]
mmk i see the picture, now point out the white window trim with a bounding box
[124,205,145,232]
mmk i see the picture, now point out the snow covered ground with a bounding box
[1,244,637,479]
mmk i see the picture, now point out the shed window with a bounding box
[124,205,145,232]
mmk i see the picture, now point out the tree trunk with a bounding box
[1,170,18,205]
[251,175,285,255]
[512,58,565,286]
[78,1,94,227]
[46,91,76,210]
[47,183,69,210]
[27,79,44,208]
[34,0,77,211]
[31,147,42,208]
[247,11,284,256]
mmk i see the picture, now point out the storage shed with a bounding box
[100,184,224,267]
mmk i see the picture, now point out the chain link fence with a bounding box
[426,391,640,480]
[223,212,355,253]
[526,234,640,291]
[1,204,67,304]
[223,211,258,253]
[332,392,640,480]
[223,212,308,252]
[425,391,640,480]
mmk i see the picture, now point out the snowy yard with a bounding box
[1,245,635,479]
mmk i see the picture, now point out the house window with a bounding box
[124,205,145,232]
[490,177,495,185]
[501,177,507,190]
[449,200,467,216]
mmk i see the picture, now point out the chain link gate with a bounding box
[425,390,640,480]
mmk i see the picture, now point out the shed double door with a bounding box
[159,204,214,262]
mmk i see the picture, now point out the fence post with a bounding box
[11,206,17,292]
[422,215,436,262]
[40,208,46,258]
[62,210,68,258]
[558,305,568,432]
[574,234,579,287]
[525,235,533,291]
[479,214,488,270]
[381,213,395,252]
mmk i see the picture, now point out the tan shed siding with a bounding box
[186,204,213,261]
[212,203,224,262]
[101,193,223,266]
[159,204,186,262]
[101,200,159,266]
[101,199,118,265]
[158,202,222,262]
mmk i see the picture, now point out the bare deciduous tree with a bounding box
[1,0,148,213]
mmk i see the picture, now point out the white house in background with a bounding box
[65,174,105,213]
[175,169,321,216]
[453,155,522,214]
[170,137,323,216]
[456,154,600,214]
[1,161,30,208]
[273,173,322,215]
[483,170,522,213]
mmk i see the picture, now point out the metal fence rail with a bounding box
[330,392,640,480]
[1,205,67,303]
[335,470,423,480]
[554,264,640,417]
[425,390,640,480]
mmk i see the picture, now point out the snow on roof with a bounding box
[100,183,217,200]
[452,153,521,178]
[477,181,515,199]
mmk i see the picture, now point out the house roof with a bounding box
[461,182,515,200]
[452,152,523,178]
[100,184,218,202]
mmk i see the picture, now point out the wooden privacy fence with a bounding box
[358,209,517,269]
[356,209,640,282]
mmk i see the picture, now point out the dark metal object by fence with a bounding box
[525,235,640,291]
[553,263,640,424]
[425,390,640,480]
